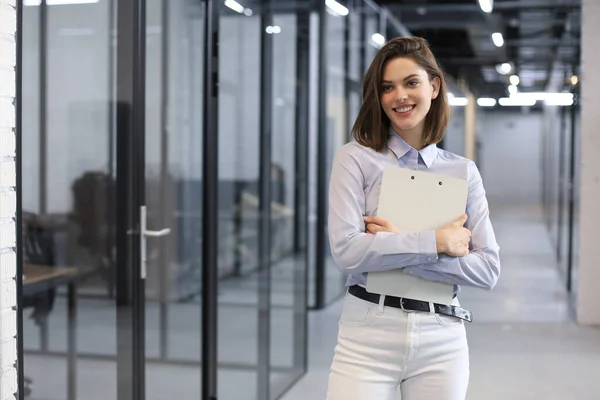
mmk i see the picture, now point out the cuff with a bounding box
[418,230,438,263]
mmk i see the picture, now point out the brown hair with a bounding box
[351,36,450,152]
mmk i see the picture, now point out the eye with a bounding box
[382,85,394,92]
[407,80,420,87]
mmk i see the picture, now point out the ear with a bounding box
[431,76,441,99]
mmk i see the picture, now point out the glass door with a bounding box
[143,0,207,398]
[19,0,143,399]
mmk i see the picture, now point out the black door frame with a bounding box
[202,0,220,399]
[115,0,147,398]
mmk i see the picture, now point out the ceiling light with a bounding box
[24,0,99,5]
[509,75,520,86]
[478,0,494,13]
[326,0,349,17]
[499,97,536,107]
[266,25,281,34]
[244,8,253,16]
[449,97,469,106]
[507,92,573,106]
[508,85,518,95]
[570,75,579,85]
[371,33,386,47]
[545,97,574,106]
[492,32,504,47]
[225,0,245,14]
[477,98,497,107]
[496,63,512,75]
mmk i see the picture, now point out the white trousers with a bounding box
[326,292,470,400]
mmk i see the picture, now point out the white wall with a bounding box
[0,0,18,398]
[477,110,544,207]
[576,0,600,325]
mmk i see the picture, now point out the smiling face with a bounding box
[380,57,440,148]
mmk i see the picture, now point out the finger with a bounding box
[363,215,388,227]
[366,223,384,234]
[454,214,468,226]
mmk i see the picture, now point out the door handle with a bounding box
[140,206,171,279]
[143,228,171,237]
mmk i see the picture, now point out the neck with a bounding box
[393,127,424,150]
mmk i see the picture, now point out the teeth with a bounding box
[394,106,414,113]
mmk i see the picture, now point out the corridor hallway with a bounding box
[282,205,600,400]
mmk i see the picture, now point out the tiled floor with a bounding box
[281,205,600,400]
[22,205,600,399]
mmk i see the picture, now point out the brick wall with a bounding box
[0,0,18,398]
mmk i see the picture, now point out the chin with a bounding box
[393,122,418,132]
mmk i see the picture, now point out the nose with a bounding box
[396,88,408,102]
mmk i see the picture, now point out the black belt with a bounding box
[348,285,473,323]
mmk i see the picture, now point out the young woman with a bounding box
[326,37,500,400]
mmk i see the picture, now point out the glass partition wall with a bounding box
[19,0,309,399]
[18,0,410,398]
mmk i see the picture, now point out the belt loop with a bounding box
[377,294,386,315]
[428,302,435,314]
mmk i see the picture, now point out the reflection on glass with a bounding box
[217,4,261,400]
[348,6,361,83]
[270,10,308,396]
[325,11,347,305]
[365,7,379,66]
[144,0,204,398]
[22,1,118,399]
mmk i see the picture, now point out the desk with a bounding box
[23,264,78,400]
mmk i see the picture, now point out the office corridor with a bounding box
[282,205,600,400]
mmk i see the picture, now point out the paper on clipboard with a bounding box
[365,165,468,305]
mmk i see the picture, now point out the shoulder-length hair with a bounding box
[351,36,450,152]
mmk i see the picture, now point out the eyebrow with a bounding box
[382,74,421,83]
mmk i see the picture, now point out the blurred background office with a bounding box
[3,0,600,399]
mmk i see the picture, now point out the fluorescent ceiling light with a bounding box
[508,85,518,95]
[371,33,386,47]
[496,62,512,75]
[24,0,99,5]
[477,98,497,107]
[545,97,574,106]
[225,0,245,14]
[499,97,536,107]
[478,0,493,13]
[265,25,281,34]
[510,92,574,105]
[449,97,469,106]
[511,92,573,102]
[509,75,520,86]
[492,32,504,47]
[326,0,349,17]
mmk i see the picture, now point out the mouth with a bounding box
[392,105,416,115]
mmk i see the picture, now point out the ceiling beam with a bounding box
[403,18,571,30]
[386,1,580,13]
[437,56,579,65]
[505,37,580,46]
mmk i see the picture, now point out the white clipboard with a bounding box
[365,165,468,305]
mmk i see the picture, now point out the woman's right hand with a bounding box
[435,214,471,257]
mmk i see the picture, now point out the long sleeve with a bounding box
[328,147,438,274]
[403,161,501,290]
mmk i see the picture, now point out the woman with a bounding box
[326,37,500,400]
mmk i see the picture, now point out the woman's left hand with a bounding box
[363,216,399,234]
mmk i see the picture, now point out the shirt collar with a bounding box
[387,128,438,168]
